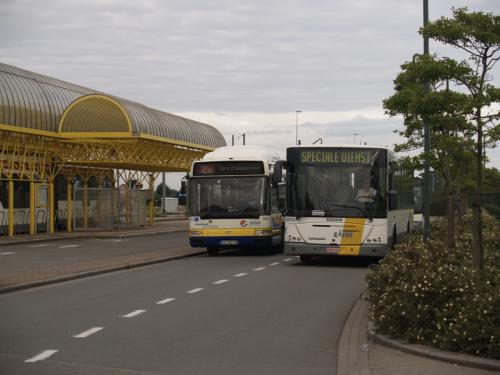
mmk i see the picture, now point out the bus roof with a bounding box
[201,146,281,162]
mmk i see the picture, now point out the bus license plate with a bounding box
[220,240,238,245]
[326,246,340,254]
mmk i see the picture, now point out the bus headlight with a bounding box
[255,229,273,236]
[189,230,203,237]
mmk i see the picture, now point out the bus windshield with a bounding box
[287,148,387,218]
[189,176,270,219]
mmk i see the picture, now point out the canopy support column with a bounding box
[83,183,88,229]
[149,174,155,225]
[67,181,72,233]
[8,179,14,237]
[48,182,55,234]
[29,182,36,235]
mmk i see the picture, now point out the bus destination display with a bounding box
[193,161,264,176]
[298,150,374,164]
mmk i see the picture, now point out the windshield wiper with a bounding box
[323,203,373,221]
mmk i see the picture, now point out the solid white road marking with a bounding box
[213,279,228,285]
[269,262,280,266]
[283,258,293,262]
[25,350,59,363]
[156,297,176,305]
[233,273,247,277]
[253,267,266,271]
[59,244,80,249]
[28,243,49,248]
[73,327,103,338]
[0,251,15,255]
[187,288,204,294]
[121,309,147,318]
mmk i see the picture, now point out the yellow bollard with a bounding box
[8,179,14,237]
[29,182,36,235]
[49,182,55,234]
[67,182,72,233]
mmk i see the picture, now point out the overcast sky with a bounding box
[1,0,499,188]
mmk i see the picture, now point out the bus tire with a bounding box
[207,247,219,256]
[300,255,312,263]
[391,228,397,249]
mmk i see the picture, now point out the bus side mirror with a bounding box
[272,161,286,186]
[388,191,398,211]
[180,180,187,195]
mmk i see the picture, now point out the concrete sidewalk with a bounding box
[0,218,205,294]
[337,293,500,375]
[0,215,188,246]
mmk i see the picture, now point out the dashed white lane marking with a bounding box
[58,244,80,249]
[156,297,176,305]
[233,272,247,277]
[269,262,280,266]
[25,350,59,363]
[213,279,228,285]
[28,243,49,248]
[121,309,147,318]
[283,258,293,262]
[187,288,204,294]
[0,251,15,255]
[253,267,266,271]
[73,327,103,338]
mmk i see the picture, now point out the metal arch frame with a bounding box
[58,94,133,136]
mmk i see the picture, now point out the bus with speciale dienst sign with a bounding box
[284,144,414,262]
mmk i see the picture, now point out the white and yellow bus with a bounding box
[188,146,285,255]
[284,145,414,262]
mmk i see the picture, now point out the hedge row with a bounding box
[366,213,500,359]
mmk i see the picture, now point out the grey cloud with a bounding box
[2,0,498,113]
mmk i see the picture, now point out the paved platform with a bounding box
[0,219,204,294]
[337,293,499,375]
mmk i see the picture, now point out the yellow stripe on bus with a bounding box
[339,218,366,256]
[201,228,272,237]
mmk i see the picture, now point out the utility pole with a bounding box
[296,110,302,146]
[423,0,431,241]
[353,133,358,144]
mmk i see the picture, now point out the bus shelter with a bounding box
[0,63,226,237]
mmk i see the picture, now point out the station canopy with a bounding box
[0,63,226,172]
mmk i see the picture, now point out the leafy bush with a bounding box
[366,212,500,359]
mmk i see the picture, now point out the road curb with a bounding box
[0,249,205,295]
[336,290,371,375]
[0,228,188,246]
[368,329,500,372]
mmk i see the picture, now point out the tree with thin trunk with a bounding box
[421,8,500,270]
[384,54,475,250]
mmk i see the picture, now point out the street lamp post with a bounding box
[423,0,431,241]
[354,133,358,144]
[295,110,302,146]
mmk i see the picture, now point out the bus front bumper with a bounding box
[190,236,275,249]
[284,242,388,257]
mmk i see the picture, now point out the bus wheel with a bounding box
[207,247,219,256]
[300,255,312,263]
[391,228,397,249]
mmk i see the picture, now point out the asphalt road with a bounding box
[0,246,371,375]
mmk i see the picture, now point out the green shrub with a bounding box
[366,213,500,359]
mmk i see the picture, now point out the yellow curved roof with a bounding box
[0,63,226,149]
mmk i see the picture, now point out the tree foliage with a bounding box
[384,8,500,266]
